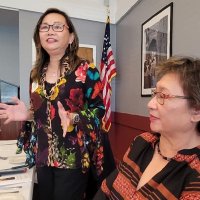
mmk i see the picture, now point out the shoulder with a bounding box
[122,132,158,167]
[127,132,159,155]
[77,59,97,69]
[74,60,100,83]
[133,132,159,144]
[76,59,100,75]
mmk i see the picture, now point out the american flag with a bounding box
[100,16,117,132]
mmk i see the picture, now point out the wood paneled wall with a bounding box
[108,112,150,163]
[0,112,150,158]
[0,120,22,140]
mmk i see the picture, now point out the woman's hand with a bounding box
[57,101,72,137]
[0,97,29,124]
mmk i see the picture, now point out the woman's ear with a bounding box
[69,33,74,44]
[191,108,200,122]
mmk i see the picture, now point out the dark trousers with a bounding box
[37,166,88,200]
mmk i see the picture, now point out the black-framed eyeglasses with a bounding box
[39,23,69,32]
[151,89,192,105]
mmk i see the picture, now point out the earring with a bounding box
[69,43,72,52]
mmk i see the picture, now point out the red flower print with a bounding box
[90,131,96,142]
[50,105,56,120]
[77,130,83,146]
[33,146,37,153]
[96,146,104,160]
[24,142,30,149]
[92,81,103,99]
[75,64,88,83]
[31,92,43,111]
[53,161,59,167]
[66,88,84,112]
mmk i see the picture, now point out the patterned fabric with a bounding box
[18,59,105,175]
[17,121,37,168]
[94,132,200,199]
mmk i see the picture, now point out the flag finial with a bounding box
[106,15,110,23]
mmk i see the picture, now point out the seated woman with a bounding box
[94,56,200,199]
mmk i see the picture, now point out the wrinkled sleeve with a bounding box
[179,177,200,199]
[78,63,105,131]
[16,71,33,153]
[93,168,119,199]
[77,63,105,175]
[16,71,37,168]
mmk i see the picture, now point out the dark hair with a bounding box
[155,56,200,132]
[32,8,80,80]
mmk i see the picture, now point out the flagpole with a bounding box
[104,0,110,22]
[106,9,110,23]
[100,0,117,132]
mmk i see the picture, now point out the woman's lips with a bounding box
[149,114,159,122]
[47,38,57,43]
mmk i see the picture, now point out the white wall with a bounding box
[0,0,140,23]
[115,0,200,116]
[0,9,19,86]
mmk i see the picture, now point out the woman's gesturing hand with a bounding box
[57,101,72,137]
[0,97,29,124]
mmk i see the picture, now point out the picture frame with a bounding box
[78,44,96,65]
[141,2,173,96]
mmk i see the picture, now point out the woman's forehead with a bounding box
[156,73,183,93]
[42,13,66,23]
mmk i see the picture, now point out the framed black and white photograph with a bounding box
[141,2,173,96]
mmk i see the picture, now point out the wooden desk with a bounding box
[0,140,35,200]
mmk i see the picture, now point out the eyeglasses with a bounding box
[151,89,192,105]
[39,23,69,32]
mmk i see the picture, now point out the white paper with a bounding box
[0,141,35,200]
[0,193,24,200]
[8,155,26,164]
[0,169,33,186]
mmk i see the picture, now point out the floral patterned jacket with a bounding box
[17,59,105,175]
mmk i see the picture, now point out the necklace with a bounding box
[40,56,71,101]
[157,142,172,161]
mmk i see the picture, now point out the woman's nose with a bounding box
[48,26,55,34]
[147,96,157,109]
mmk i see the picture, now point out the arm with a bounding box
[0,97,31,124]
[94,168,119,200]
[78,62,105,133]
[179,177,200,199]
[78,63,105,175]
[180,192,200,199]
[16,72,36,167]
[58,62,105,136]
[0,70,35,124]
[93,187,109,200]
[58,62,105,174]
